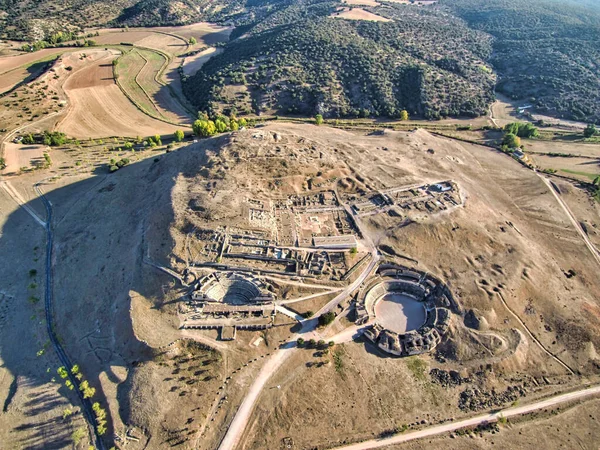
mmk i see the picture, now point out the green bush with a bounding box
[584,124,597,138]
[174,130,185,142]
[502,133,521,148]
[318,311,335,327]
[504,122,539,138]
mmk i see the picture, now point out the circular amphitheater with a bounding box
[356,263,454,357]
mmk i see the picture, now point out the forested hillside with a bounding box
[0,0,134,39]
[447,0,600,123]
[115,0,243,26]
[184,4,495,119]
[2,0,599,122]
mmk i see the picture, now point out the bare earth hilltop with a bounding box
[1,122,599,449]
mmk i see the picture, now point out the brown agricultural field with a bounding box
[2,142,48,175]
[57,50,182,138]
[525,139,600,159]
[181,47,223,77]
[0,48,69,74]
[332,8,392,22]
[0,48,75,94]
[148,22,232,44]
[92,29,188,54]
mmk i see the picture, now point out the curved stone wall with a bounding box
[357,262,454,357]
[194,272,271,304]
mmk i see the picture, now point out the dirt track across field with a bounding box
[328,385,600,450]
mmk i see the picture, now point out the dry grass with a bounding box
[391,397,600,449]
[332,8,392,22]
[115,48,189,124]
[182,47,223,76]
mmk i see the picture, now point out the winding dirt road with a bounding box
[217,252,379,450]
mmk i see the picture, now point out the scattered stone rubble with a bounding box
[458,385,526,412]
[429,368,470,388]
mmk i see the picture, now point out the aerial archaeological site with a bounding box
[0,0,600,449]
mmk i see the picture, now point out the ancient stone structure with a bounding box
[182,272,276,333]
[356,262,456,356]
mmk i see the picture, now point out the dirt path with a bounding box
[218,252,379,450]
[538,173,600,267]
[497,291,575,375]
[277,288,343,305]
[328,384,600,450]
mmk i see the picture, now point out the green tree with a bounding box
[193,119,217,137]
[22,133,35,144]
[0,157,5,170]
[297,338,305,346]
[153,134,162,146]
[502,133,521,148]
[43,131,67,146]
[174,130,184,142]
[504,122,539,138]
[230,120,239,131]
[189,37,197,45]
[71,428,86,445]
[238,118,248,128]
[215,119,228,133]
[315,114,324,125]
[79,380,96,399]
[318,311,335,327]
[399,110,409,121]
[584,124,598,138]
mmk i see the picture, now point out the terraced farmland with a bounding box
[115,48,191,124]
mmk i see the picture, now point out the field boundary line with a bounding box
[112,50,191,128]
[133,50,165,118]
